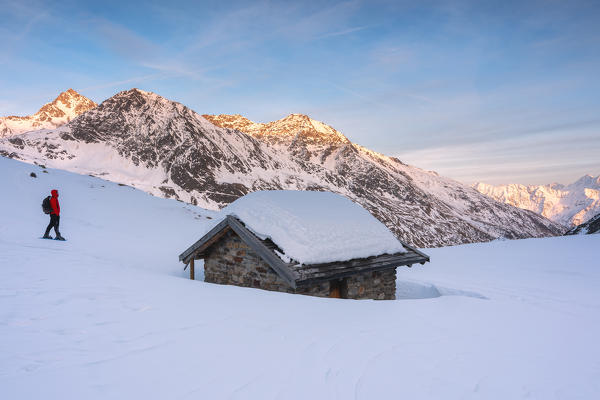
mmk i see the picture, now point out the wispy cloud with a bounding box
[80,74,166,91]
[271,0,363,41]
[396,128,600,185]
[90,18,226,83]
[0,1,50,65]
[316,25,369,39]
[170,0,365,55]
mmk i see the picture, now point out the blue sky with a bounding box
[1,0,599,185]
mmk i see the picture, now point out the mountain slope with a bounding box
[0,89,563,247]
[204,112,563,245]
[474,175,600,227]
[0,89,345,207]
[0,89,97,137]
[566,213,600,235]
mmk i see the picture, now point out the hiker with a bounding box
[43,189,65,241]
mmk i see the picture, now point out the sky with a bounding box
[1,0,599,185]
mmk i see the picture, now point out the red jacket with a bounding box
[50,189,60,216]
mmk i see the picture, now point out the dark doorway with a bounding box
[329,279,347,298]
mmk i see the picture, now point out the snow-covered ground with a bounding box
[1,157,599,399]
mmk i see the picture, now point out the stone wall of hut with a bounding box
[204,230,330,296]
[204,229,396,300]
[344,269,396,300]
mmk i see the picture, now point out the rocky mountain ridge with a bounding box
[0,89,97,138]
[203,113,351,164]
[0,88,564,247]
[565,212,600,235]
[474,175,600,227]
[203,113,350,146]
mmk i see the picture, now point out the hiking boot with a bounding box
[42,234,52,239]
[55,234,66,241]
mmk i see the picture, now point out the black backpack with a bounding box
[42,196,52,214]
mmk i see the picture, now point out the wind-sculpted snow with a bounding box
[0,89,563,247]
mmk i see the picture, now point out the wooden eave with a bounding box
[179,215,430,289]
[293,249,428,286]
[179,217,230,262]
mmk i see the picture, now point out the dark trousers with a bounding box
[44,214,60,236]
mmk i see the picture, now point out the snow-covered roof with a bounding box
[221,190,406,265]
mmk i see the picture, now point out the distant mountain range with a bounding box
[474,175,600,227]
[0,89,97,137]
[0,88,563,247]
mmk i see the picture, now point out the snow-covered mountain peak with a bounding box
[263,113,350,145]
[203,113,351,147]
[39,88,95,115]
[65,87,225,146]
[569,174,600,189]
[113,87,160,100]
[86,88,220,132]
[102,88,172,111]
[0,89,96,137]
[474,174,600,227]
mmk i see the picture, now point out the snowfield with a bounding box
[1,157,598,399]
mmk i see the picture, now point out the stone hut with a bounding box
[179,191,429,300]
